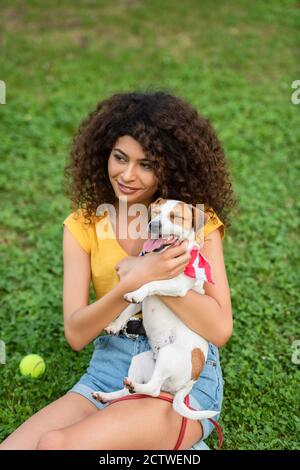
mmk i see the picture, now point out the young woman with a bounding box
[0,90,237,450]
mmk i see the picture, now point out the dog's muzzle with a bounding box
[121,317,147,339]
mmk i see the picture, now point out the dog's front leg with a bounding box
[124,276,193,303]
[124,280,168,303]
[104,303,142,334]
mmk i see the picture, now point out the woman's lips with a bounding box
[117,182,140,194]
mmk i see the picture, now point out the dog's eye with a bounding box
[170,213,183,219]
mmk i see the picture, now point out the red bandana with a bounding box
[183,245,215,284]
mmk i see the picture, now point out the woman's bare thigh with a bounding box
[0,392,98,450]
[37,394,203,450]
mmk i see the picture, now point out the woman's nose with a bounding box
[122,165,137,180]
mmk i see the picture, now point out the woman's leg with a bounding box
[0,392,99,450]
[36,392,203,450]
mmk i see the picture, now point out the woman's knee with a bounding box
[36,430,65,450]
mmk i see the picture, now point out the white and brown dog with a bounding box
[92,198,219,420]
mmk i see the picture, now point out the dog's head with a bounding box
[143,198,206,253]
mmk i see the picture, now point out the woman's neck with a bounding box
[113,200,150,222]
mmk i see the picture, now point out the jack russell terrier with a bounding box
[92,198,219,420]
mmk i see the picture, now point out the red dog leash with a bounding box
[103,393,223,450]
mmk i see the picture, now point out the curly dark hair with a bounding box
[64,89,239,231]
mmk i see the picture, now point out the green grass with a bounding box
[0,0,299,450]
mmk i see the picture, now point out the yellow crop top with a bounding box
[63,205,225,319]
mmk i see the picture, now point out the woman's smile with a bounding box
[117,181,142,194]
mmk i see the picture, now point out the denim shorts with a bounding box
[68,333,224,450]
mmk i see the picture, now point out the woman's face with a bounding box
[107,135,159,211]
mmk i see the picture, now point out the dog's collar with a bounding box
[184,245,215,284]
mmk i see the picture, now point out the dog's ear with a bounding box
[147,203,153,221]
[148,197,165,220]
[147,201,157,221]
[152,197,165,207]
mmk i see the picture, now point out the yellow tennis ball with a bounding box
[19,354,46,378]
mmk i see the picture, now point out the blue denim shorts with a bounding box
[68,333,224,450]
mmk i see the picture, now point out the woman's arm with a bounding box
[63,226,138,352]
[158,228,233,348]
[66,279,136,352]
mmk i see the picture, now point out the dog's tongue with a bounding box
[143,235,178,253]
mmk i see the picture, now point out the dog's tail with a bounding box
[172,380,219,420]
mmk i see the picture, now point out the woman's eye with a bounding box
[114,154,152,170]
[114,154,124,161]
[141,163,152,170]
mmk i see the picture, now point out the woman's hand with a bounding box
[115,256,143,282]
[120,240,191,291]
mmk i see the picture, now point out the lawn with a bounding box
[0,0,299,450]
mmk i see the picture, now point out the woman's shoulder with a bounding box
[63,207,105,226]
[63,208,93,230]
[198,204,225,242]
[62,208,99,254]
[63,206,111,253]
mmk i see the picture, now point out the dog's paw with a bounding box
[104,322,124,335]
[123,292,135,303]
[123,377,136,393]
[177,289,191,297]
[91,391,110,403]
[124,289,147,303]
